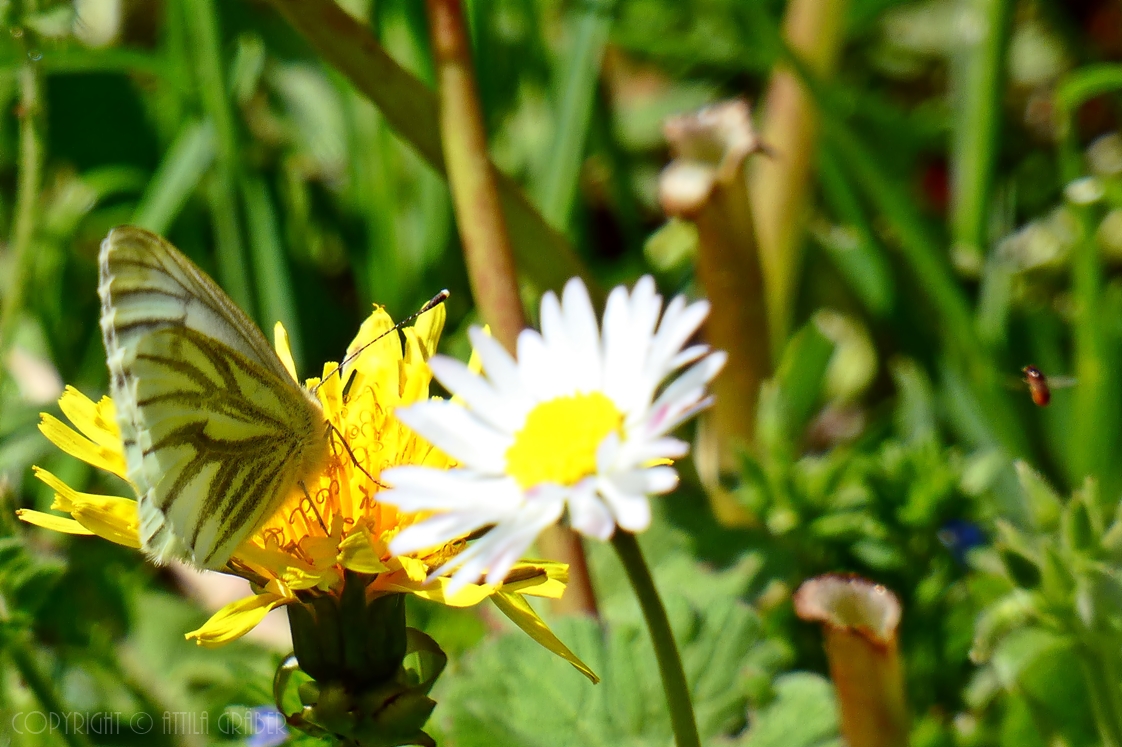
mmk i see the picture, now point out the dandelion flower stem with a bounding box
[612,531,701,747]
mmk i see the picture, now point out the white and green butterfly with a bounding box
[99,226,329,569]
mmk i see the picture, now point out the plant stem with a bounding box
[612,531,701,747]
[424,0,522,350]
[424,0,598,617]
[751,0,847,350]
[950,0,1013,264]
[0,21,44,361]
[264,0,600,301]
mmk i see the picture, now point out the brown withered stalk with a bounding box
[795,574,910,747]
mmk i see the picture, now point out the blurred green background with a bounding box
[5,0,1122,745]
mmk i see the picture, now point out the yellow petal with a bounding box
[16,509,94,535]
[185,589,291,648]
[39,412,128,479]
[397,554,430,583]
[283,565,340,592]
[233,542,314,581]
[397,576,494,607]
[274,322,300,383]
[338,529,389,574]
[57,386,122,451]
[411,303,446,360]
[503,560,568,599]
[491,591,599,684]
[71,500,142,549]
[399,332,433,405]
[347,309,400,393]
[32,467,140,548]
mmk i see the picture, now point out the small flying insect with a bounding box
[1021,365,1077,407]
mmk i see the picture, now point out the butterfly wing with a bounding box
[99,226,327,568]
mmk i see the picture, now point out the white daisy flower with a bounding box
[380,276,726,597]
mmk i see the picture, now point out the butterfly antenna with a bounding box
[312,290,449,395]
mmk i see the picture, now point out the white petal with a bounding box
[646,351,726,434]
[560,278,603,391]
[539,290,566,351]
[517,328,570,400]
[601,285,633,404]
[567,479,615,540]
[624,279,665,412]
[469,326,527,400]
[603,281,660,411]
[394,401,511,472]
[633,465,680,494]
[648,298,709,378]
[669,344,710,372]
[428,356,522,433]
[379,468,521,512]
[436,496,565,597]
[539,288,595,394]
[614,436,689,469]
[597,476,653,533]
[595,430,622,475]
[389,512,490,556]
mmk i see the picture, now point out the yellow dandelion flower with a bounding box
[18,306,594,682]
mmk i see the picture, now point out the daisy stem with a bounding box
[425,0,600,617]
[612,531,701,747]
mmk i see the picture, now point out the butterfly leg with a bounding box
[298,480,331,534]
[326,422,390,490]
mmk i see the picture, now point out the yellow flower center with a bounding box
[505,392,623,489]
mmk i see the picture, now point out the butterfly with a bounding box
[99,226,329,569]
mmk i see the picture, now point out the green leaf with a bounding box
[774,321,835,440]
[1014,460,1063,532]
[722,673,842,747]
[437,597,772,747]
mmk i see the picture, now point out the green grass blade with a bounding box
[949,0,1013,265]
[264,0,600,301]
[181,0,253,312]
[132,119,216,234]
[240,174,302,367]
[533,0,614,228]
